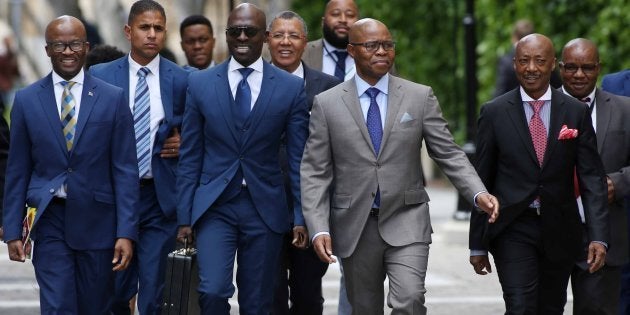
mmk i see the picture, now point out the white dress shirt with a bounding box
[228,56,264,109]
[322,39,355,81]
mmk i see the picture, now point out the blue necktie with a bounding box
[60,81,77,151]
[134,67,151,178]
[333,50,348,81]
[235,68,254,129]
[366,87,383,207]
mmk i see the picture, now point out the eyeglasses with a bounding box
[559,62,599,75]
[349,41,395,52]
[226,26,261,38]
[47,41,86,53]
[269,32,304,42]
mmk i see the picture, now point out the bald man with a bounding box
[560,38,630,315]
[3,16,138,314]
[301,18,498,314]
[470,34,609,314]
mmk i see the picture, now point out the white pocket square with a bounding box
[400,112,414,123]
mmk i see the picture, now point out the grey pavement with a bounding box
[0,182,575,314]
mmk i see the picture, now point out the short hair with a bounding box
[128,0,165,25]
[180,15,213,37]
[267,10,308,36]
[512,19,534,40]
[86,44,125,68]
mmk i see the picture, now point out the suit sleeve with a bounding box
[286,85,309,226]
[111,89,140,241]
[300,96,334,236]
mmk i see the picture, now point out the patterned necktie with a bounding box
[581,97,593,113]
[60,81,77,151]
[134,67,151,178]
[235,68,254,129]
[333,50,348,81]
[366,87,383,207]
[528,100,546,166]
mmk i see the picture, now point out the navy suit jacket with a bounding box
[602,69,630,97]
[90,56,189,218]
[177,59,309,233]
[2,73,139,250]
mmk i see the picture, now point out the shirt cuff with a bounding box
[592,240,608,249]
[312,231,330,243]
[473,191,487,208]
[470,249,488,256]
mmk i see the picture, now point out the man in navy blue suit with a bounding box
[177,3,309,314]
[3,16,139,314]
[266,10,342,315]
[90,1,189,314]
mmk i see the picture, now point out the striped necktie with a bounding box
[60,81,77,151]
[134,67,151,178]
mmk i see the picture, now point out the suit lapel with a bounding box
[380,78,403,156]
[542,90,566,168]
[214,62,239,143]
[340,79,375,153]
[595,89,610,153]
[241,62,275,147]
[72,75,97,151]
[159,57,174,127]
[38,74,68,154]
[114,58,130,101]
[505,92,539,166]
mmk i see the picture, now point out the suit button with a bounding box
[68,168,73,173]
[371,192,376,197]
[240,156,244,160]
[224,178,228,184]
[241,128,248,132]
[49,188,55,194]
[376,163,381,169]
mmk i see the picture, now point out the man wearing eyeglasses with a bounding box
[559,38,630,315]
[176,3,309,314]
[3,16,139,314]
[179,15,216,70]
[265,10,342,315]
[301,18,499,314]
[89,1,190,314]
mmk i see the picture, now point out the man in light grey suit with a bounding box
[301,18,499,315]
[560,38,630,315]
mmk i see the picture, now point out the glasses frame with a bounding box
[225,26,262,38]
[47,41,86,53]
[349,40,396,53]
[559,61,600,75]
[268,32,305,42]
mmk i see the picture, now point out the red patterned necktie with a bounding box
[528,100,547,166]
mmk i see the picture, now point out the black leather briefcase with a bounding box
[162,244,200,315]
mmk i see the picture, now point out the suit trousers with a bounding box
[490,210,573,315]
[33,200,115,315]
[341,215,429,315]
[571,264,621,315]
[196,189,284,315]
[272,232,329,315]
[111,183,177,315]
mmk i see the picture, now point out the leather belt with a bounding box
[369,208,380,217]
[140,178,154,187]
[50,197,66,205]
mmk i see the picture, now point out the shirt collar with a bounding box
[52,68,85,86]
[323,39,345,56]
[355,73,389,97]
[128,53,160,76]
[228,56,264,74]
[270,61,304,79]
[520,85,552,102]
[561,86,596,103]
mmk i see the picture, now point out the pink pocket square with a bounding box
[558,124,578,140]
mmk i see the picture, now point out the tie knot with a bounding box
[61,81,76,90]
[138,67,150,78]
[581,97,591,104]
[366,87,380,100]
[333,50,348,62]
[528,100,544,113]
[239,67,254,79]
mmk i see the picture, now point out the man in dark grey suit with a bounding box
[301,18,499,315]
[560,38,630,315]
[266,11,342,315]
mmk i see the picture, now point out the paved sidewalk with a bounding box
[0,183,575,314]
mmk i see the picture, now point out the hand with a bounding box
[470,255,492,275]
[587,241,606,273]
[606,176,615,204]
[176,225,194,245]
[160,128,181,158]
[291,226,308,249]
[475,192,500,223]
[7,239,27,262]
[312,234,336,264]
[112,238,134,271]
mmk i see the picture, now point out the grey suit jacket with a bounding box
[301,75,486,258]
[591,88,630,266]
[302,39,325,72]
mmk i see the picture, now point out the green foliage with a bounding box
[291,0,630,143]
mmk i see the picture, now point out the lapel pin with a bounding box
[88,91,93,97]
